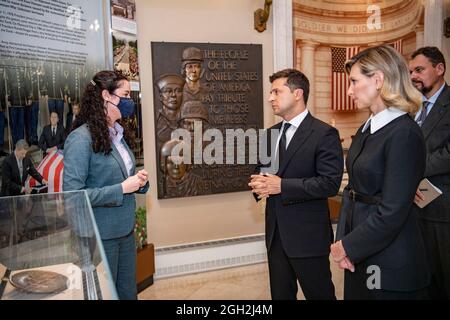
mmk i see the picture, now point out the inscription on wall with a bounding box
[296,9,419,34]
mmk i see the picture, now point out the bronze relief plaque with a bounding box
[151,42,264,199]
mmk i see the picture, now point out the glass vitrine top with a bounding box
[0,191,118,300]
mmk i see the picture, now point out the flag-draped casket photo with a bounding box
[26,150,64,193]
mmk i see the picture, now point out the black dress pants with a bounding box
[419,218,450,300]
[267,225,336,300]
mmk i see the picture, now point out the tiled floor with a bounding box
[139,257,344,300]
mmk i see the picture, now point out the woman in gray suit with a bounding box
[63,70,149,300]
[331,45,430,299]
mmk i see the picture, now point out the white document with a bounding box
[416,178,443,209]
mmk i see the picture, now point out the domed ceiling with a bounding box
[293,0,423,45]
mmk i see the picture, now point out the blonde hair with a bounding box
[345,45,421,114]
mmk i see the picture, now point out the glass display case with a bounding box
[0,191,118,300]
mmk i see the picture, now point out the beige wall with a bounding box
[135,0,274,247]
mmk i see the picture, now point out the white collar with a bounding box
[283,109,309,129]
[362,107,406,134]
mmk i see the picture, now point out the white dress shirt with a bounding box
[109,122,133,177]
[275,109,309,154]
[15,153,23,181]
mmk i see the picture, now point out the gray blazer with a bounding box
[63,124,147,240]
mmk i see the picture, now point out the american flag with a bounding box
[331,46,359,111]
[26,150,64,193]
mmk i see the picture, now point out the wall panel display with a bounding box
[112,30,139,91]
[110,0,136,35]
[0,0,110,149]
[151,42,264,199]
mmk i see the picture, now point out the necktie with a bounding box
[52,127,56,137]
[417,101,430,127]
[278,123,292,165]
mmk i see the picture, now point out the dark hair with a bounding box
[411,46,446,73]
[119,117,136,150]
[73,70,129,155]
[269,69,310,104]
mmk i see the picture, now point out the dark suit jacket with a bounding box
[39,124,65,153]
[65,114,75,133]
[419,84,450,222]
[336,114,430,292]
[1,153,44,196]
[255,113,344,258]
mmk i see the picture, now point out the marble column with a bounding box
[299,40,319,114]
[273,0,293,71]
[271,0,293,124]
[424,0,444,49]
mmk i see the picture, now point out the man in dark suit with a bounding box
[410,46,450,299]
[65,102,80,134]
[249,69,343,300]
[1,140,46,196]
[39,111,65,156]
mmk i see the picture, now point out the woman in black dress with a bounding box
[331,45,430,299]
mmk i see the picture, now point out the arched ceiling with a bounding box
[295,0,419,17]
[293,0,424,45]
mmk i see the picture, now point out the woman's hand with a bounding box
[121,170,149,193]
[136,169,149,187]
[122,174,144,194]
[330,240,355,272]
